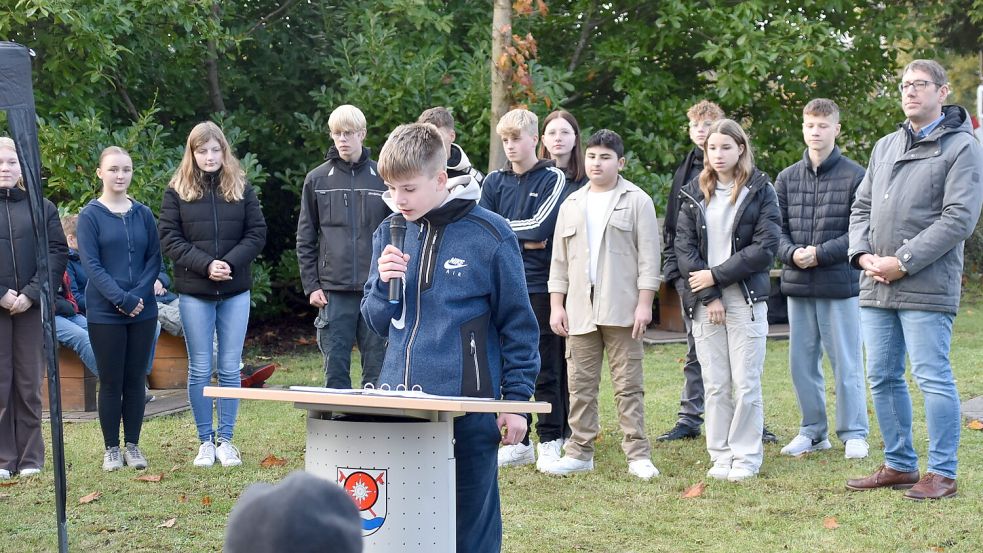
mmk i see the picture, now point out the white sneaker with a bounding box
[0,469,10,479]
[535,439,564,472]
[19,467,41,477]
[628,459,660,480]
[727,467,757,482]
[215,440,242,467]
[707,464,731,480]
[194,441,216,467]
[844,438,870,459]
[497,443,535,467]
[780,435,832,456]
[541,455,594,476]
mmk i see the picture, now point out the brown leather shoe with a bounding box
[846,464,919,491]
[903,473,957,500]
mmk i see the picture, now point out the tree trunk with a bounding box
[488,0,511,173]
[205,2,226,114]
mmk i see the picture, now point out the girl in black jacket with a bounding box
[0,136,68,479]
[158,122,266,469]
[674,119,780,483]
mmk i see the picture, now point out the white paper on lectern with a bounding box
[288,385,495,401]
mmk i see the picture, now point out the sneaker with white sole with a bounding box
[844,438,870,459]
[707,464,731,480]
[0,469,11,479]
[19,467,41,477]
[535,439,564,472]
[123,443,148,469]
[216,440,242,467]
[780,435,832,456]
[497,443,535,467]
[194,441,216,467]
[727,467,757,482]
[541,455,594,476]
[628,459,660,480]
[103,446,123,471]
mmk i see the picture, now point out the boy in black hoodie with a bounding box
[417,106,484,191]
[296,104,390,389]
[479,108,570,471]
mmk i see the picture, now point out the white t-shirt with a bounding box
[586,189,617,284]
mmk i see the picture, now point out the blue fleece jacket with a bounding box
[361,180,539,401]
[478,159,567,293]
[77,199,162,324]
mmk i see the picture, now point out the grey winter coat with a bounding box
[848,105,983,313]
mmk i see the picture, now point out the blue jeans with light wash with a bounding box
[787,296,868,443]
[55,314,98,377]
[861,307,959,479]
[180,291,251,443]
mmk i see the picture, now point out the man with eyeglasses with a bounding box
[297,104,389,389]
[847,59,983,500]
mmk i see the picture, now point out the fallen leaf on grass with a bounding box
[0,481,17,488]
[260,454,287,468]
[202,496,212,507]
[169,465,180,473]
[967,420,983,431]
[929,547,944,552]
[79,491,101,504]
[681,482,706,499]
[135,473,163,483]
[178,494,187,503]
[157,518,176,529]
[823,517,839,530]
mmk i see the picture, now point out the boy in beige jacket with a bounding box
[544,129,662,479]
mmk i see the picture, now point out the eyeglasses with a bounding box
[330,130,361,139]
[898,80,942,93]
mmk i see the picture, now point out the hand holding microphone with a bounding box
[380,215,409,303]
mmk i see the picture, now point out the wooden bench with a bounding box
[655,269,785,332]
[148,333,189,390]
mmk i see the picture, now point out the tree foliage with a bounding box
[0,0,950,318]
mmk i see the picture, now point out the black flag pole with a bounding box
[0,41,70,552]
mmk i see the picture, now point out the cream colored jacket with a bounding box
[548,176,661,335]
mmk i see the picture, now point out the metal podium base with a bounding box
[306,412,456,552]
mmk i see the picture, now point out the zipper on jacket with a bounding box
[470,332,480,392]
[403,219,431,389]
[347,173,357,286]
[122,212,134,286]
[4,200,19,290]
[210,187,221,295]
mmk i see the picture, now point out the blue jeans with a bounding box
[180,291,251,443]
[55,314,98,377]
[788,296,868,442]
[454,413,502,553]
[861,307,959,479]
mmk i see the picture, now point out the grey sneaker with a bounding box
[123,443,148,469]
[215,440,242,467]
[103,446,123,471]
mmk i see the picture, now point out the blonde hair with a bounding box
[686,100,725,122]
[377,123,447,184]
[699,119,755,205]
[61,214,79,237]
[328,105,367,133]
[169,121,246,202]
[496,109,538,139]
[0,136,25,190]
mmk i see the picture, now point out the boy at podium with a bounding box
[361,123,540,553]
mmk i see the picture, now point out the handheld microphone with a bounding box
[388,215,406,304]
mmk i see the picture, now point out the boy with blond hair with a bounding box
[297,104,390,389]
[545,129,661,479]
[479,108,572,471]
[361,123,539,552]
[417,106,484,191]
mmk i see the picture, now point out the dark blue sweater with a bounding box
[77,199,162,324]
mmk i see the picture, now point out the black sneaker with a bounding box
[762,426,779,444]
[656,422,701,441]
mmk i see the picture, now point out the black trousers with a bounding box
[89,318,157,448]
[523,293,570,444]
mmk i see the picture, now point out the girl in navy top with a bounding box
[78,146,161,472]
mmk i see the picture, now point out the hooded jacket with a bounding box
[361,179,539,402]
[776,146,865,298]
[296,146,390,295]
[478,159,567,293]
[0,187,67,303]
[447,143,484,192]
[674,170,781,319]
[848,104,983,313]
[77,198,161,324]
[158,172,267,299]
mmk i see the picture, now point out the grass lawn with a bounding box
[3,303,983,553]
